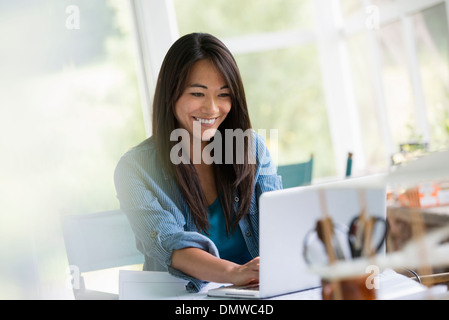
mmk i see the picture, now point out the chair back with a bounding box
[61,209,144,273]
[277,156,314,188]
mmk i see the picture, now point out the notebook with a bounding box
[207,174,387,299]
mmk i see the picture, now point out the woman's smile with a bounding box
[193,116,219,127]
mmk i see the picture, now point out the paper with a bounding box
[119,270,222,300]
[375,268,443,300]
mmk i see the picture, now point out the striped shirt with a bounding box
[114,130,282,292]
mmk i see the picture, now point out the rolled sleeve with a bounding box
[166,232,219,292]
[114,147,219,292]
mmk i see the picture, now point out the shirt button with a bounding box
[234,197,239,202]
[245,231,252,237]
[151,231,158,238]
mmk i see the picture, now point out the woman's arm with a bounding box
[115,149,223,292]
[171,247,259,286]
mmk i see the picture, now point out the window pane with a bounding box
[413,3,449,150]
[340,0,363,19]
[174,0,314,38]
[0,0,145,297]
[347,33,388,171]
[236,46,335,177]
[1,0,145,214]
[378,21,418,148]
[371,0,396,6]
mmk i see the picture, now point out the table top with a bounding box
[117,268,448,300]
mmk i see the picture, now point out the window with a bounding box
[342,0,449,172]
[347,32,388,169]
[171,0,449,178]
[413,4,449,149]
[341,0,363,19]
[174,0,315,38]
[0,0,145,298]
[173,0,336,178]
[1,0,145,215]
[379,20,418,147]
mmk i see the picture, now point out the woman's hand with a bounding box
[172,248,259,285]
[226,257,259,286]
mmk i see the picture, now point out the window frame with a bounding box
[129,0,179,137]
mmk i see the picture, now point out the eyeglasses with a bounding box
[303,213,388,266]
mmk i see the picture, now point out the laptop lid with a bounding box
[258,175,387,298]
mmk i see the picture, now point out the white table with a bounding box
[118,269,448,300]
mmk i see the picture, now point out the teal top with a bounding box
[205,197,253,265]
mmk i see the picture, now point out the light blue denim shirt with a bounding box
[114,130,282,293]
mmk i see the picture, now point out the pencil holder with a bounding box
[321,273,377,300]
[303,217,380,300]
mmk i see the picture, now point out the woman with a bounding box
[114,33,281,293]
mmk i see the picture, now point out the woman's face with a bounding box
[174,59,232,144]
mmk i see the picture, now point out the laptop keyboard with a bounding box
[235,284,259,291]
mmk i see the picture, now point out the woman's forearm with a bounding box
[171,247,259,285]
[172,247,235,283]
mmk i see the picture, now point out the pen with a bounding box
[346,152,353,178]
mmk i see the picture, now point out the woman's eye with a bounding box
[219,93,230,98]
[190,92,204,97]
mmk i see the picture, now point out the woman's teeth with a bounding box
[194,117,216,124]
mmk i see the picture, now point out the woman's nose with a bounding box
[201,96,219,114]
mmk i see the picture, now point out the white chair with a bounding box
[61,209,144,300]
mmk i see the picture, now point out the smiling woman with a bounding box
[114,33,282,293]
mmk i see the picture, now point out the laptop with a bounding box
[207,174,387,299]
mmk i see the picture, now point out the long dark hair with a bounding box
[152,32,255,234]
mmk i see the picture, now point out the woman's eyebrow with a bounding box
[189,83,229,90]
[189,83,208,89]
